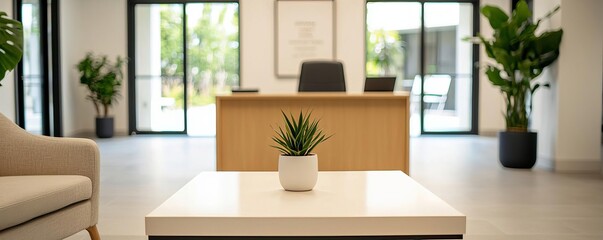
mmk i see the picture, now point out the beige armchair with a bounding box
[0,113,100,240]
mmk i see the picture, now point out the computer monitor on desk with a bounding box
[364,77,396,92]
[231,88,259,93]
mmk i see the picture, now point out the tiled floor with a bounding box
[65,135,603,240]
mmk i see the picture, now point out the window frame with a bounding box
[127,0,241,135]
[365,0,480,135]
[13,0,63,136]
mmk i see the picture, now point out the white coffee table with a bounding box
[146,171,465,239]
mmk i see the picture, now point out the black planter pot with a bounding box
[498,131,537,169]
[96,117,114,138]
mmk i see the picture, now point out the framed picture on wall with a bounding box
[275,0,336,78]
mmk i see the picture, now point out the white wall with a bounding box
[478,0,509,134]
[240,0,365,93]
[554,0,602,171]
[0,0,16,121]
[334,0,365,93]
[532,0,561,166]
[61,0,128,136]
[533,0,603,172]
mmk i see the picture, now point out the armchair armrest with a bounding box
[0,114,100,226]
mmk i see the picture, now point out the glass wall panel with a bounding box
[132,2,239,135]
[366,1,476,134]
[135,4,185,132]
[22,0,43,134]
[423,3,473,132]
[186,3,239,136]
[366,2,421,136]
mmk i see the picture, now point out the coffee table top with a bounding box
[146,171,465,236]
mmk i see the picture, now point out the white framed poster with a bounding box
[275,0,336,78]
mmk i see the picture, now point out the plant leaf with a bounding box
[76,52,126,117]
[478,35,495,59]
[485,66,507,88]
[481,5,509,29]
[270,110,331,156]
[511,0,531,26]
[534,30,563,68]
[0,12,23,83]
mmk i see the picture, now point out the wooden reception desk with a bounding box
[216,93,410,174]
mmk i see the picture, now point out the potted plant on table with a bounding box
[471,0,563,168]
[77,53,125,138]
[0,11,23,86]
[271,110,331,191]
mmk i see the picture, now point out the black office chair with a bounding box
[298,61,346,92]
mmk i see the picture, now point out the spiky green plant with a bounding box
[271,110,331,156]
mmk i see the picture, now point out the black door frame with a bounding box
[13,0,62,137]
[127,0,240,135]
[127,2,188,135]
[365,0,480,135]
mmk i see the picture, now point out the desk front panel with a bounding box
[216,94,409,173]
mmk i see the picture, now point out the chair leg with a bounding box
[86,225,101,240]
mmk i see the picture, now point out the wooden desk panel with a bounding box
[216,93,410,173]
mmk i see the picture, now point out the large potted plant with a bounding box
[271,110,331,191]
[473,0,563,168]
[0,11,23,86]
[77,53,125,138]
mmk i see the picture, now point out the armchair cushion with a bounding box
[0,113,100,227]
[0,175,92,231]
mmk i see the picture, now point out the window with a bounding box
[366,1,479,135]
[128,1,240,136]
[15,0,62,136]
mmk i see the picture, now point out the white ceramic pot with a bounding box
[278,154,318,191]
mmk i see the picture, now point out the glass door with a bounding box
[16,0,62,136]
[366,1,421,135]
[366,1,478,135]
[133,4,186,133]
[129,1,239,135]
[422,2,476,133]
[21,0,44,134]
[185,3,239,136]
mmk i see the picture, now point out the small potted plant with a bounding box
[470,0,563,168]
[271,110,331,191]
[0,11,23,86]
[77,53,125,138]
